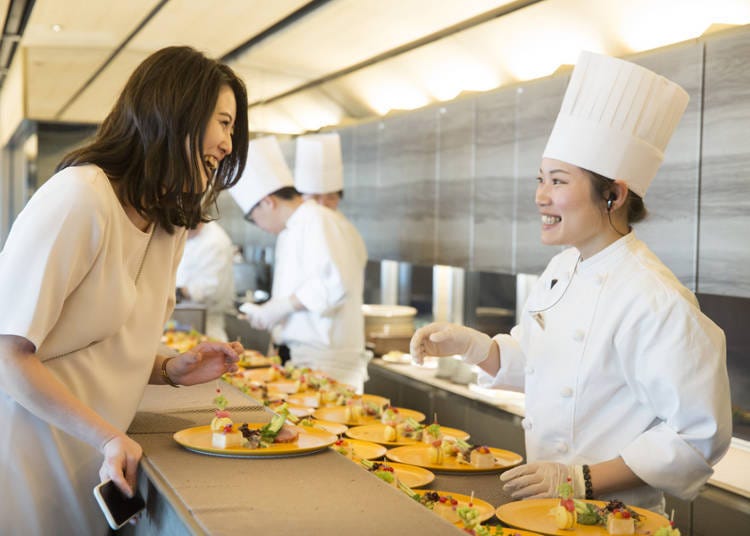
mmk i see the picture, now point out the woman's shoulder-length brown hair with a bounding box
[56,46,249,233]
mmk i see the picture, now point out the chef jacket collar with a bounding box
[577,231,637,278]
[283,198,317,231]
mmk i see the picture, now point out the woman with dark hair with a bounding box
[0,46,249,533]
[411,52,731,514]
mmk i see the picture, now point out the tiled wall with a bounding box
[219,25,750,300]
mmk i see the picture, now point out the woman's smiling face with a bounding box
[536,158,615,259]
[199,84,236,189]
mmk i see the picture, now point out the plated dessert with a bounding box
[496,498,671,536]
[386,441,523,472]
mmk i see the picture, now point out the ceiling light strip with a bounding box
[53,0,170,120]
[245,0,544,109]
[220,0,335,64]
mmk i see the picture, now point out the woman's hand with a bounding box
[410,322,493,365]
[168,341,242,386]
[98,434,143,498]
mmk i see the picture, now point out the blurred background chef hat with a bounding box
[294,132,344,195]
[543,51,689,198]
[230,136,295,214]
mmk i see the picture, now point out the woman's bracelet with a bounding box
[582,464,594,499]
[161,356,180,388]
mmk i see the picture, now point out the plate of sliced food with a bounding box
[346,423,470,446]
[386,439,522,473]
[237,349,278,368]
[330,438,387,461]
[410,489,495,526]
[173,416,336,458]
[360,459,435,488]
[313,404,425,426]
[295,417,348,436]
[496,498,672,536]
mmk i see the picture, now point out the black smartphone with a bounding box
[93,479,146,529]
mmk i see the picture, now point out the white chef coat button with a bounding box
[521,418,533,431]
[572,329,585,342]
[525,366,535,375]
[560,387,573,398]
[595,274,606,286]
[557,442,569,454]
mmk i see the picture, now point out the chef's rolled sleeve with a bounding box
[477,328,526,391]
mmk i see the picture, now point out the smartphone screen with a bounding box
[93,480,146,529]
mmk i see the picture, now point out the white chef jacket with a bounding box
[176,220,235,341]
[271,200,369,391]
[0,165,185,535]
[479,232,732,510]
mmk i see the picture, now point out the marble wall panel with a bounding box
[515,74,570,275]
[629,44,703,289]
[399,179,437,265]
[473,87,517,272]
[353,121,381,188]
[436,100,476,266]
[379,108,437,185]
[338,126,357,188]
[700,29,750,297]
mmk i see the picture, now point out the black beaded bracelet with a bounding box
[582,464,594,499]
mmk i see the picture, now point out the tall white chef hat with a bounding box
[294,132,344,194]
[543,51,689,198]
[229,136,295,214]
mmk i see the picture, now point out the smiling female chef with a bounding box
[410,51,732,513]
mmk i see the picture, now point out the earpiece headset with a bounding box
[606,192,616,211]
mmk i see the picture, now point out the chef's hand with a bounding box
[240,297,295,330]
[99,434,143,499]
[169,340,242,385]
[410,322,492,365]
[501,462,584,499]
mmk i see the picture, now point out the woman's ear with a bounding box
[609,180,629,211]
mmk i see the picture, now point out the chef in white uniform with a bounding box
[294,132,368,302]
[231,137,369,393]
[410,51,732,513]
[176,220,236,341]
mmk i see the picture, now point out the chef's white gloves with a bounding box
[501,462,585,499]
[240,296,295,330]
[409,322,492,366]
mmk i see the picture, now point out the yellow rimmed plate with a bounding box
[312,405,425,425]
[346,424,470,446]
[173,424,336,458]
[495,499,670,536]
[331,438,387,461]
[386,444,523,472]
[413,489,495,526]
[297,418,348,436]
[368,461,435,488]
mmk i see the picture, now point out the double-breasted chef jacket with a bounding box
[479,232,732,510]
[271,200,368,392]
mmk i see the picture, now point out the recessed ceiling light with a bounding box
[51,24,62,32]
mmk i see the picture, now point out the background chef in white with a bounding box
[176,220,236,341]
[410,51,732,513]
[294,132,368,300]
[231,136,369,393]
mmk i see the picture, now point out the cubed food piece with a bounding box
[607,513,635,535]
[470,446,495,468]
[212,430,243,449]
